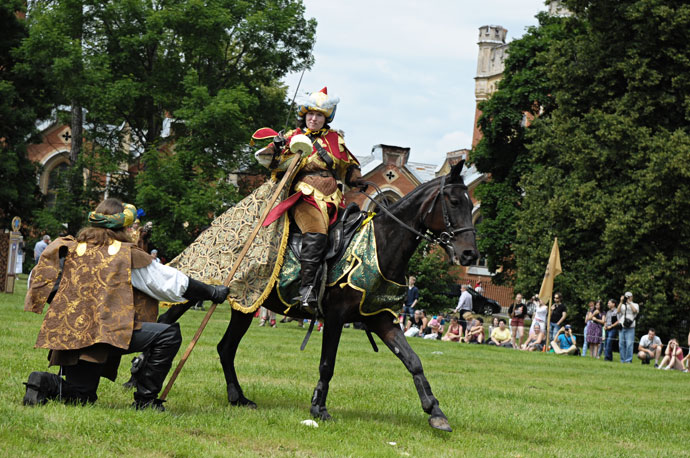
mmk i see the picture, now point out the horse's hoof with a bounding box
[310,406,332,421]
[230,398,257,409]
[429,416,452,432]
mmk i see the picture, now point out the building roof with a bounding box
[406,161,439,183]
[356,145,440,184]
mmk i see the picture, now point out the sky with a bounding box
[283,0,548,166]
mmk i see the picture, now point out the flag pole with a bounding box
[539,237,561,351]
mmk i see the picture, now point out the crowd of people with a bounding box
[399,280,690,371]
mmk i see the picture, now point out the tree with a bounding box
[472,0,690,337]
[408,241,458,315]
[20,0,316,254]
[0,1,52,227]
[472,12,569,284]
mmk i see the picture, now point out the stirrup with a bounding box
[293,285,318,310]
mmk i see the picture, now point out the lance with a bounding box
[159,148,306,401]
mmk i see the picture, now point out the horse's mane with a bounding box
[374,172,463,216]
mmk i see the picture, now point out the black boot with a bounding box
[23,371,62,406]
[183,278,230,304]
[295,233,328,309]
[132,323,182,411]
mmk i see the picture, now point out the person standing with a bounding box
[617,292,639,363]
[150,249,161,263]
[529,296,548,336]
[581,301,594,357]
[508,293,527,349]
[585,300,605,358]
[474,280,484,295]
[34,234,51,263]
[455,284,473,332]
[549,293,567,342]
[603,299,621,361]
[402,276,419,328]
[22,199,229,410]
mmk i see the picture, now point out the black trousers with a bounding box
[62,322,181,402]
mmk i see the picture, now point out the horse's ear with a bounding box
[449,159,465,183]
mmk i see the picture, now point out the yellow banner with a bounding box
[538,237,562,304]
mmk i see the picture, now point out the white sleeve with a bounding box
[131,261,189,303]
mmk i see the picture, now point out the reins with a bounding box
[357,175,475,251]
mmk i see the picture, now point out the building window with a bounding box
[369,190,401,212]
[45,161,69,207]
[473,214,488,268]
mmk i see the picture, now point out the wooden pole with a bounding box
[159,154,302,401]
[545,297,553,351]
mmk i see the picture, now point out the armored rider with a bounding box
[257,87,365,309]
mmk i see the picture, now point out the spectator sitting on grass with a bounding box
[658,338,685,371]
[489,319,512,348]
[442,316,462,342]
[423,318,442,340]
[521,323,545,352]
[638,328,662,367]
[464,317,484,344]
[488,316,499,338]
[404,309,426,337]
[552,325,578,355]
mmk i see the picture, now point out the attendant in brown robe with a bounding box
[22,198,229,410]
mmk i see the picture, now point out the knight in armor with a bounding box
[22,198,229,410]
[256,87,365,309]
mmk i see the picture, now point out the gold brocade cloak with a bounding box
[25,237,157,378]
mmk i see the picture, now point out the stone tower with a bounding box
[472,25,509,147]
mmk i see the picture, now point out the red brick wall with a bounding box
[455,275,514,311]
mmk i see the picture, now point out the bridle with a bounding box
[358,175,476,252]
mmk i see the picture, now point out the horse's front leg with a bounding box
[217,308,256,408]
[367,313,452,432]
[310,312,344,421]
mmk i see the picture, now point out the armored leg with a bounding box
[296,232,328,309]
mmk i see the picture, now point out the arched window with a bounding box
[40,152,70,207]
[366,190,401,212]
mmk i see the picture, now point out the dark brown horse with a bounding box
[208,160,478,432]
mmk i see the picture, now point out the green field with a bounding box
[1,275,687,457]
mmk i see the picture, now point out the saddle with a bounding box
[288,202,366,265]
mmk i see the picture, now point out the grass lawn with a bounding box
[1,274,687,457]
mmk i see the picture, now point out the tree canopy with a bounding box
[472,0,690,337]
[0,1,51,228]
[408,242,458,316]
[13,0,315,256]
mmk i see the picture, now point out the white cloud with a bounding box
[283,0,547,166]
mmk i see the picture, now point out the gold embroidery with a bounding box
[76,242,87,256]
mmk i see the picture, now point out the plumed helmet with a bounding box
[296,87,339,123]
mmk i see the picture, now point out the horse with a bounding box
[199,160,477,432]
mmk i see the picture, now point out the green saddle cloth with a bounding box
[276,218,406,318]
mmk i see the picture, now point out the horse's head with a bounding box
[421,160,479,266]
